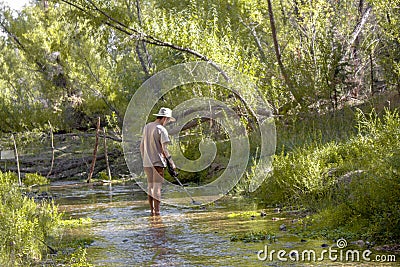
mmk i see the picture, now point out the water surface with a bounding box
[50,182,397,266]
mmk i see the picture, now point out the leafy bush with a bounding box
[0,171,61,266]
[23,173,50,187]
[97,171,109,181]
[256,108,400,243]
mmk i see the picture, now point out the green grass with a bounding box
[254,107,400,244]
[0,171,93,266]
[227,211,259,218]
[230,231,277,243]
[0,172,61,265]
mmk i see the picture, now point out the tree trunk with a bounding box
[347,5,372,56]
[87,117,101,183]
[266,0,299,104]
[135,0,153,77]
[103,128,112,181]
[47,121,55,178]
[11,134,21,186]
[370,52,374,94]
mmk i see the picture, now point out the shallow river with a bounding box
[49,181,397,267]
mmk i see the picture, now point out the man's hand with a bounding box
[162,143,176,169]
[171,160,176,170]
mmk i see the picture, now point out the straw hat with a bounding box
[153,107,176,122]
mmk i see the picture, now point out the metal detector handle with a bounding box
[166,157,179,178]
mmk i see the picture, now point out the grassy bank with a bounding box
[255,107,400,244]
[0,171,92,266]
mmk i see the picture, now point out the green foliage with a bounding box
[227,211,259,219]
[0,171,61,265]
[97,171,110,181]
[60,217,92,228]
[164,116,231,185]
[23,173,50,187]
[50,218,93,266]
[68,247,93,267]
[256,108,400,243]
[0,0,397,132]
[0,171,94,266]
[369,0,400,93]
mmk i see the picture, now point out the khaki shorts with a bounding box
[144,166,164,184]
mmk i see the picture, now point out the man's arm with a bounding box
[158,125,176,168]
[140,134,144,157]
[161,142,176,169]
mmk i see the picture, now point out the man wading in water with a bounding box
[140,107,176,216]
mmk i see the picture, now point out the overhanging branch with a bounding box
[58,0,229,80]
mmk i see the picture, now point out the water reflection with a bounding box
[53,183,371,266]
[148,215,168,263]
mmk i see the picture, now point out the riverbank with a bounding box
[0,172,94,266]
[254,106,400,250]
[49,181,399,266]
[0,95,399,265]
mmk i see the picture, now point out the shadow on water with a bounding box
[49,182,397,267]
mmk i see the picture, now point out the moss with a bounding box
[227,211,259,219]
[230,231,277,243]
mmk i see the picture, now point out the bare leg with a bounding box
[144,167,155,215]
[148,194,154,215]
[153,199,160,216]
[153,166,164,215]
[153,183,162,215]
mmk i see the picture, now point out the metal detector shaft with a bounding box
[166,157,201,205]
[172,175,200,205]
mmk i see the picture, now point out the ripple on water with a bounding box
[51,182,381,267]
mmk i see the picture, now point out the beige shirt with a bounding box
[141,122,170,167]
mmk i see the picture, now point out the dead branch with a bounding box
[11,134,21,186]
[103,127,112,180]
[54,132,122,142]
[47,121,55,177]
[87,117,101,183]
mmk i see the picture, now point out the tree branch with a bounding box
[349,5,372,48]
[266,0,299,104]
[240,19,267,62]
[82,56,123,121]
[0,19,46,72]
[59,0,230,80]
[342,4,372,64]
[134,0,151,77]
